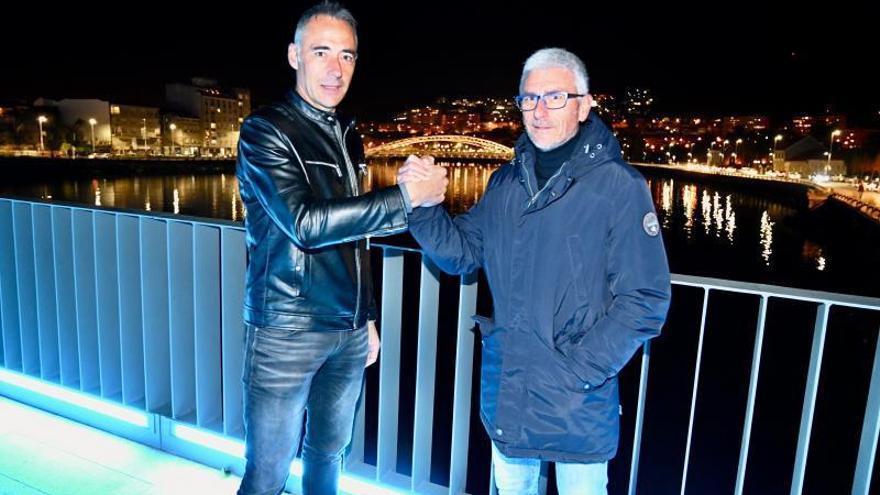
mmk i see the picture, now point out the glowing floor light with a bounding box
[0,368,149,428]
[171,424,411,495]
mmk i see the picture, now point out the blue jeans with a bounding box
[492,442,608,495]
[237,324,368,495]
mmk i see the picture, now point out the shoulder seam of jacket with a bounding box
[261,107,313,186]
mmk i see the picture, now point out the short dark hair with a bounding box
[293,2,357,45]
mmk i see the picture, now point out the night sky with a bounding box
[3,1,878,122]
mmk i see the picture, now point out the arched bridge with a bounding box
[365,135,514,160]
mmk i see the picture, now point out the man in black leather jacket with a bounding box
[235,3,447,494]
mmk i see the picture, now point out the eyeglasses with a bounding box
[514,92,585,111]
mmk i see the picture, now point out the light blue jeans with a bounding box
[492,443,608,495]
[237,324,368,495]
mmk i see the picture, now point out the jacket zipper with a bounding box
[520,158,535,197]
[334,223,407,245]
[305,160,343,177]
[335,121,362,328]
[521,158,570,208]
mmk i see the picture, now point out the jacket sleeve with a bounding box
[406,170,502,275]
[237,115,409,250]
[555,174,671,389]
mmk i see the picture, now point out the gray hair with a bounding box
[519,48,589,94]
[293,1,358,45]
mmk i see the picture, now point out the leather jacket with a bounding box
[236,90,408,331]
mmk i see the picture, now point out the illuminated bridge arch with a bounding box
[365,135,514,160]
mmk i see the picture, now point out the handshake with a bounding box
[397,154,449,208]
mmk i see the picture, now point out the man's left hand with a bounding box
[366,320,381,367]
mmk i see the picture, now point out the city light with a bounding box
[88,117,98,152]
[37,115,48,151]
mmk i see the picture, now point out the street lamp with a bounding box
[169,123,177,155]
[826,129,842,174]
[769,134,783,172]
[734,138,743,165]
[142,118,148,153]
[88,118,97,153]
[37,116,48,152]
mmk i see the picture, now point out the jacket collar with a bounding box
[284,89,354,129]
[515,114,620,183]
[512,114,622,213]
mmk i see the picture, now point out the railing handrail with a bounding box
[368,241,880,310]
[0,195,243,229]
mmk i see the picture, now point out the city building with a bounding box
[775,136,846,176]
[165,78,251,157]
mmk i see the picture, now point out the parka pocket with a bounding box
[473,315,504,422]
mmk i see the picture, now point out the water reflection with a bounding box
[725,195,736,243]
[661,180,673,229]
[231,190,239,222]
[701,190,712,235]
[4,159,495,218]
[760,210,774,266]
[17,174,248,220]
[367,160,498,215]
[658,179,736,244]
[681,184,696,236]
[802,240,828,272]
[0,161,845,282]
[714,193,726,237]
